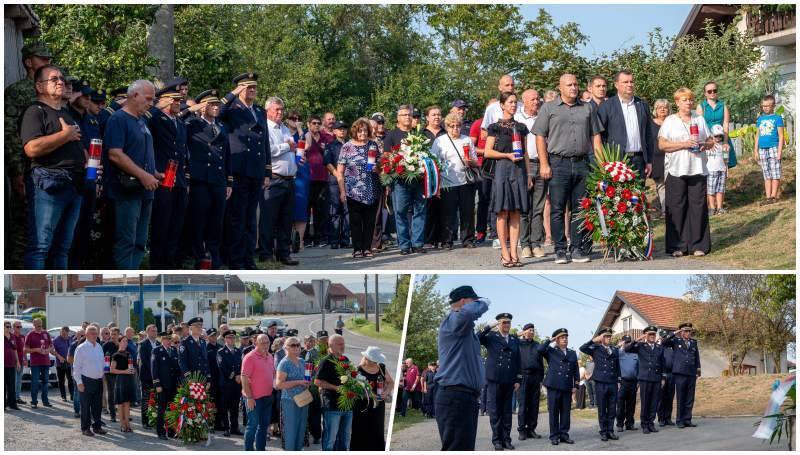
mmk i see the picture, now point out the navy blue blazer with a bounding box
[185,117,232,187]
[597,95,654,164]
[478,327,521,384]
[217,345,242,386]
[137,338,160,385]
[624,341,665,382]
[579,341,621,384]
[145,106,189,188]
[661,334,700,377]
[218,92,270,180]
[151,344,180,390]
[178,335,210,378]
[537,342,580,392]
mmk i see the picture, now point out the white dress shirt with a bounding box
[658,113,710,177]
[267,119,297,177]
[72,339,106,385]
[514,108,538,159]
[481,100,524,130]
[619,95,642,152]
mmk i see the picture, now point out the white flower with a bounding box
[340,375,349,383]
[356,374,367,382]
[406,165,416,172]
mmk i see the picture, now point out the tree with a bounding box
[382,275,410,331]
[403,275,448,367]
[684,274,763,375]
[519,9,590,92]
[170,298,185,323]
[753,275,796,373]
[131,308,156,331]
[5,288,15,311]
[146,4,175,83]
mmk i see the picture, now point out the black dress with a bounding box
[350,363,387,451]
[112,351,135,404]
[487,120,529,214]
[650,119,665,180]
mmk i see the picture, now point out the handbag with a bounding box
[446,135,482,184]
[117,171,144,191]
[293,389,313,407]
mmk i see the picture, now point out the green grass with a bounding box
[647,147,795,269]
[345,317,402,344]
[391,408,427,433]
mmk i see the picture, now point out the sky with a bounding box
[239,274,401,295]
[430,274,692,346]
[520,4,693,58]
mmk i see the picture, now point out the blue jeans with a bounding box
[244,395,273,451]
[547,156,591,254]
[73,380,81,413]
[281,398,309,450]
[391,181,426,250]
[30,365,50,405]
[113,197,153,269]
[322,409,352,451]
[24,182,82,269]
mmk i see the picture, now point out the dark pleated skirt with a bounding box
[488,158,529,214]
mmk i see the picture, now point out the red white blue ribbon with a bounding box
[421,158,440,199]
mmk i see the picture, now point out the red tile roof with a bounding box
[598,291,692,332]
[292,283,354,298]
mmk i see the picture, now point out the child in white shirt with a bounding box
[706,124,729,215]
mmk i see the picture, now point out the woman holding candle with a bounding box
[430,112,480,249]
[658,87,714,257]
[337,118,381,259]
[110,336,136,432]
[484,91,532,267]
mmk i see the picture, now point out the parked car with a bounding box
[257,318,288,336]
[337,307,355,313]
[6,320,58,387]
[17,307,46,321]
[47,326,80,339]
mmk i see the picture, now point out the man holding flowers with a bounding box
[314,334,353,451]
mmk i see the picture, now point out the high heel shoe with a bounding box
[510,256,524,267]
[501,255,514,268]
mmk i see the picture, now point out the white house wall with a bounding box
[610,304,650,334]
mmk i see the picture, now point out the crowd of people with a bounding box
[3,316,393,451]
[426,285,701,450]
[5,42,786,270]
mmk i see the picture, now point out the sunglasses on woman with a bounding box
[706,89,718,94]
[287,343,301,348]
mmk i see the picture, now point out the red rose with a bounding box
[609,220,616,228]
[203,412,209,419]
[605,186,616,198]
[634,203,643,213]
[346,391,356,399]
[612,174,620,182]
[188,411,195,419]
[580,197,591,210]
[196,403,202,410]
[391,145,401,152]
[338,356,346,361]
[617,202,628,214]
[148,400,155,406]
[621,189,632,200]
[601,206,609,216]
[181,404,189,411]
[350,371,358,378]
[382,165,392,174]
[583,219,595,231]
[207,402,215,409]
[169,403,177,411]
[396,165,406,175]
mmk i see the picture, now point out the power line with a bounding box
[536,275,609,303]
[504,275,595,309]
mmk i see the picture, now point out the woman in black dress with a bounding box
[351,348,394,451]
[110,336,136,432]
[484,91,532,267]
[649,99,670,218]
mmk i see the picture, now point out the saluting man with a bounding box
[479,313,521,451]
[661,322,700,428]
[517,323,544,441]
[624,325,665,434]
[657,332,676,427]
[183,89,232,269]
[178,317,210,379]
[538,328,579,445]
[218,72,270,269]
[146,80,190,269]
[151,331,180,440]
[217,329,243,437]
[579,328,620,441]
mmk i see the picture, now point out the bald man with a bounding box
[515,89,547,258]
[480,75,523,132]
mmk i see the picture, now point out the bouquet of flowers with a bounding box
[146,389,158,428]
[579,144,653,261]
[379,126,442,198]
[331,355,375,411]
[165,372,216,444]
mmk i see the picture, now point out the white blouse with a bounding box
[658,113,710,177]
[430,134,477,188]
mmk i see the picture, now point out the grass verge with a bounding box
[346,317,402,344]
[391,408,427,433]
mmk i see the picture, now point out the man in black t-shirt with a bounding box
[102,327,120,422]
[19,64,85,269]
[313,334,352,450]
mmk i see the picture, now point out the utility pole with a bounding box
[363,274,368,320]
[160,274,165,331]
[137,274,145,331]
[375,274,380,332]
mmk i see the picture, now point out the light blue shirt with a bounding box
[434,298,490,391]
[277,356,306,401]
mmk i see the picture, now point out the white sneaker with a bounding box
[492,239,501,249]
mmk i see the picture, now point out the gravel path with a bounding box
[389,412,782,451]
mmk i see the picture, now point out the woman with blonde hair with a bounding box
[275,336,311,450]
[650,99,671,218]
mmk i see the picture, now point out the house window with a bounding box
[622,316,632,332]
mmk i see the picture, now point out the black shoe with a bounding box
[607,432,619,440]
[658,421,667,427]
[82,430,95,437]
[412,247,427,254]
[616,425,624,432]
[601,433,609,441]
[94,427,108,435]
[684,422,696,427]
[555,250,569,264]
[642,426,650,434]
[518,432,527,441]
[503,441,515,450]
[110,417,117,423]
[626,425,637,431]
[571,250,591,263]
[9,405,20,410]
[677,423,686,428]
[494,444,504,450]
[279,257,299,266]
[550,439,559,445]
[31,403,37,409]
[223,431,230,437]
[43,402,53,407]
[312,437,321,444]
[158,434,168,440]
[74,412,80,418]
[560,437,574,444]
[232,430,244,436]
[330,244,339,250]
[400,249,411,255]
[650,424,659,432]
[665,420,676,426]
[528,430,541,439]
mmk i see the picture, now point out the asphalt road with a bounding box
[285,241,730,270]
[389,413,783,451]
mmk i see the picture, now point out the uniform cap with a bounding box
[495,313,513,322]
[158,331,170,337]
[316,330,329,339]
[451,99,470,109]
[22,42,53,59]
[449,285,479,303]
[597,327,612,337]
[643,325,658,334]
[110,87,128,99]
[155,79,183,100]
[222,330,237,338]
[194,89,220,104]
[522,323,535,331]
[267,321,278,328]
[89,88,107,103]
[232,72,258,86]
[206,328,218,337]
[678,322,693,331]
[370,113,385,124]
[286,328,299,337]
[71,79,92,95]
[332,120,349,130]
[187,317,203,326]
[166,76,188,89]
[412,108,421,118]
[552,328,568,338]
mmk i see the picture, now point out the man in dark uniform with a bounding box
[137,324,160,429]
[579,328,621,441]
[661,322,700,428]
[204,328,224,431]
[178,317,210,379]
[145,80,190,268]
[537,328,579,445]
[97,87,126,135]
[217,329,243,437]
[305,330,328,445]
[517,323,544,440]
[183,89,232,268]
[218,72,270,269]
[479,313,521,450]
[616,335,639,432]
[151,331,180,440]
[657,332,676,426]
[624,325,665,434]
